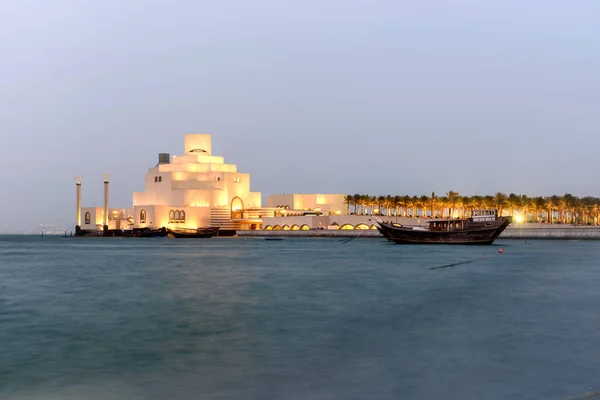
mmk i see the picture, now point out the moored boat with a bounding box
[169,227,219,238]
[122,227,169,238]
[377,210,511,245]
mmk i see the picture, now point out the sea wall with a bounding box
[236,230,382,238]
[237,225,600,239]
[500,227,600,239]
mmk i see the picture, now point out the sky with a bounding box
[1,0,599,232]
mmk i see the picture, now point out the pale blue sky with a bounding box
[1,0,599,232]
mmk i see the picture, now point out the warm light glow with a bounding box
[515,215,524,223]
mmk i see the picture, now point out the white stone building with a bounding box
[132,134,263,231]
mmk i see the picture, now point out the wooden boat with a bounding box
[376,210,511,245]
[169,227,219,238]
[122,227,169,238]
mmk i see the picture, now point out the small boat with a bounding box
[170,227,219,238]
[376,210,511,245]
[123,227,169,238]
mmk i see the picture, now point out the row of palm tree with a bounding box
[343,192,600,225]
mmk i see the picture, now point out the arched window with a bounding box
[340,224,354,230]
[300,224,310,230]
[273,225,281,231]
[264,225,273,230]
[370,225,378,230]
[169,210,175,223]
[180,210,185,222]
[174,210,180,221]
[282,225,290,231]
[84,212,90,224]
[158,176,162,182]
[154,177,157,182]
[140,210,146,223]
[291,224,300,230]
[355,223,369,230]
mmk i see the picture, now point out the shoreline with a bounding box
[237,226,600,240]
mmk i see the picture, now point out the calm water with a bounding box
[1,235,600,400]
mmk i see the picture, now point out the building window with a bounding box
[169,209,186,223]
[233,176,240,183]
[140,210,146,223]
[84,212,90,225]
[214,176,221,181]
[159,176,162,182]
[154,177,158,182]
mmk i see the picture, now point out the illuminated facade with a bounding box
[266,193,347,216]
[132,134,262,230]
[80,207,133,232]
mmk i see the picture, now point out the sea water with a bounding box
[1,235,600,400]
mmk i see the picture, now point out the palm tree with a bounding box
[563,193,575,224]
[393,195,402,217]
[343,195,352,215]
[494,192,507,217]
[519,194,529,221]
[384,195,393,216]
[507,193,520,216]
[462,196,474,217]
[530,197,547,222]
[419,195,430,218]
[430,192,437,218]
[446,191,460,218]
[438,196,448,218]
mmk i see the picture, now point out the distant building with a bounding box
[260,193,395,230]
[266,193,347,216]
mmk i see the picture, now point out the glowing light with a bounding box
[515,215,524,223]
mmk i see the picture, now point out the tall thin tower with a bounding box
[75,177,83,236]
[103,174,110,235]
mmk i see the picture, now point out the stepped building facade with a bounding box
[132,134,267,232]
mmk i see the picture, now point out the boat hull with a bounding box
[123,227,169,238]
[377,217,511,245]
[170,227,218,239]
